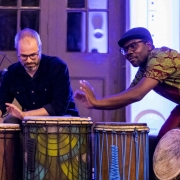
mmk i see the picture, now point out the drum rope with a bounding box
[26,137,36,172]
[99,130,105,180]
[2,132,7,180]
[128,133,133,180]
[94,131,97,179]
[106,132,109,174]
[109,131,120,180]
[143,131,146,180]
[133,128,139,180]
[121,132,126,180]
[145,132,149,180]
[137,132,142,179]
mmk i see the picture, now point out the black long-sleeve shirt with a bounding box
[0,54,79,116]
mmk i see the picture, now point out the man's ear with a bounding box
[146,41,153,50]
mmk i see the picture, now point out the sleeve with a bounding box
[0,71,14,115]
[42,59,74,116]
[129,68,145,88]
[144,47,180,83]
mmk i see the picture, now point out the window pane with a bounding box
[22,0,39,7]
[0,0,17,6]
[67,0,85,8]
[88,0,108,9]
[67,12,86,52]
[88,12,108,53]
[0,10,17,51]
[21,11,39,33]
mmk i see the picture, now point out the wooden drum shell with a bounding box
[93,122,149,180]
[0,124,22,180]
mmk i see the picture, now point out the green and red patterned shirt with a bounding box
[130,47,180,104]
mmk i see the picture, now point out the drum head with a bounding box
[153,128,180,180]
[94,122,149,132]
[23,116,92,124]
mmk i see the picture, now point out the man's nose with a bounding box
[26,56,33,62]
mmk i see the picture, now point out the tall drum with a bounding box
[153,128,180,180]
[93,122,149,180]
[22,116,93,180]
[0,124,22,180]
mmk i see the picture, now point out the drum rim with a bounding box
[23,116,93,124]
[95,122,147,126]
[24,116,91,120]
[0,123,20,130]
[94,122,149,132]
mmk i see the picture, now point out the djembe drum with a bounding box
[22,116,93,180]
[0,123,22,180]
[93,122,149,180]
[153,128,180,180]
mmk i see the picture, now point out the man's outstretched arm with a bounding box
[74,77,159,110]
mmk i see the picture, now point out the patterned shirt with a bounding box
[130,47,180,104]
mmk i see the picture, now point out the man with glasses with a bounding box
[0,28,79,123]
[75,27,180,142]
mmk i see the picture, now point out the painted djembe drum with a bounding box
[153,128,180,180]
[0,123,22,180]
[22,116,93,180]
[93,122,149,180]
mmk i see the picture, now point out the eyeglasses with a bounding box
[120,40,145,55]
[18,52,39,61]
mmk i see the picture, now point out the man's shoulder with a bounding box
[8,62,21,71]
[41,54,67,66]
[150,47,179,57]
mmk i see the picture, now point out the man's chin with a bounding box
[131,63,139,67]
[25,66,38,72]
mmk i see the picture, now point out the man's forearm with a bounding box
[23,108,49,117]
[0,110,3,123]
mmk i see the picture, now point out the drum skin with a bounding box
[0,124,22,180]
[153,128,180,180]
[93,122,149,180]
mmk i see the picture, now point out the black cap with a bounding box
[118,27,153,47]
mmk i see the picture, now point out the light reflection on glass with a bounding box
[88,12,108,53]
[88,0,108,9]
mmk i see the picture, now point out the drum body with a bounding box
[0,124,22,180]
[22,116,93,180]
[153,128,180,180]
[93,122,149,180]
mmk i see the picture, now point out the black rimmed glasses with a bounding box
[120,40,145,55]
[18,51,39,61]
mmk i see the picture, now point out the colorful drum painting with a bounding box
[23,116,93,180]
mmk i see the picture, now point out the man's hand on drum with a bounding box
[5,103,25,120]
[0,117,3,123]
[0,111,3,123]
[74,80,97,109]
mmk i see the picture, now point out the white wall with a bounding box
[127,0,180,135]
